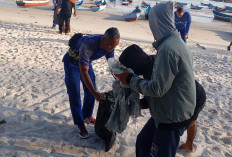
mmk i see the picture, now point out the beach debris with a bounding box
[189,38,206,50]
[209,109,218,114]
[0,119,6,125]
[196,43,206,50]
[24,113,30,120]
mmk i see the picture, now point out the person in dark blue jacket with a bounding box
[63,27,120,139]
[175,7,191,43]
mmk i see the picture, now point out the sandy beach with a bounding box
[0,1,232,157]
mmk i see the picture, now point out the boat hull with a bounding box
[214,14,231,22]
[16,0,50,7]
[91,5,106,11]
[124,13,140,22]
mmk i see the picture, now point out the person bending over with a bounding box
[63,27,120,139]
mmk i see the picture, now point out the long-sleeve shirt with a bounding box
[174,11,191,37]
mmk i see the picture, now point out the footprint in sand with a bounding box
[220,136,232,145]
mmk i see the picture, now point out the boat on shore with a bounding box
[190,4,203,10]
[91,4,106,12]
[175,2,187,8]
[15,0,50,7]
[124,13,140,22]
[76,0,83,9]
[213,9,232,22]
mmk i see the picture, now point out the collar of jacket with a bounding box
[152,30,178,50]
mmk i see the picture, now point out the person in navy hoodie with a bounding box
[62,27,120,139]
[174,7,191,43]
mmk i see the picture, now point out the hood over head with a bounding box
[148,1,175,41]
[119,44,154,78]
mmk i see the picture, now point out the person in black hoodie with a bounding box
[119,44,206,153]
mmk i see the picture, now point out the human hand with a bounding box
[56,7,60,14]
[184,34,188,40]
[93,92,105,102]
[114,67,131,84]
[74,10,77,17]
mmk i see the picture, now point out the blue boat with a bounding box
[200,2,209,6]
[190,4,203,10]
[225,6,232,10]
[76,0,83,9]
[94,0,103,5]
[213,9,232,18]
[176,2,187,7]
[208,3,214,9]
[213,9,232,22]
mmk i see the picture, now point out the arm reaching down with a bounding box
[80,64,104,101]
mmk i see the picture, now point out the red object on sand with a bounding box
[15,0,50,7]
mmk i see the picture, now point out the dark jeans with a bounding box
[136,118,185,157]
[59,12,71,33]
[64,61,96,126]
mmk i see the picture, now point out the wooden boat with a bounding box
[175,2,187,8]
[91,4,106,12]
[124,13,140,22]
[214,14,232,22]
[190,4,203,10]
[121,0,132,5]
[141,1,149,8]
[121,1,129,5]
[200,2,209,6]
[76,0,83,9]
[15,0,50,7]
[213,9,232,22]
[208,3,214,9]
[225,6,232,10]
[213,10,232,18]
[94,0,103,5]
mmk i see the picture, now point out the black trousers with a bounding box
[59,12,71,33]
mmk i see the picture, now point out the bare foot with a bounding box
[179,142,193,152]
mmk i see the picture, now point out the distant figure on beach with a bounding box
[57,0,77,34]
[175,7,191,43]
[132,6,141,13]
[119,44,206,152]
[115,2,196,156]
[62,27,120,139]
[52,0,59,28]
[227,41,232,51]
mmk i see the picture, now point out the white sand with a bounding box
[0,1,232,157]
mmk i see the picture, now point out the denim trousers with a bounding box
[64,62,96,126]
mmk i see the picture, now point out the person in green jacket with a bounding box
[115,1,196,157]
